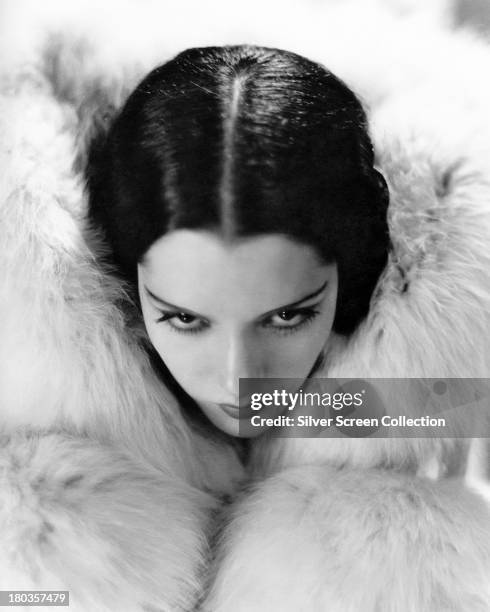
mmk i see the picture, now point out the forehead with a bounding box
[138,230,332,314]
[143,230,325,277]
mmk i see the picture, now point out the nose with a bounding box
[221,333,259,401]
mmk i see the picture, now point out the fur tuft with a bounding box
[0,433,217,611]
[203,465,490,611]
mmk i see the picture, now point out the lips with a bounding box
[219,403,253,419]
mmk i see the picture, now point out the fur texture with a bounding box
[0,7,245,610]
[201,6,490,611]
[1,2,490,611]
[203,466,490,611]
[0,433,217,611]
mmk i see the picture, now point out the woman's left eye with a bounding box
[265,308,320,332]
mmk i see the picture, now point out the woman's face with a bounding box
[137,230,338,437]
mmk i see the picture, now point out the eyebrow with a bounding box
[144,279,328,319]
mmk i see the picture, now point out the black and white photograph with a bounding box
[1,0,490,610]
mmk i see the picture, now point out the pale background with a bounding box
[2,0,490,72]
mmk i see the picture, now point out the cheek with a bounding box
[270,307,334,376]
[145,326,225,405]
[139,304,204,383]
[269,330,327,377]
[148,329,209,387]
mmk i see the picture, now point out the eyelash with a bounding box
[154,307,321,336]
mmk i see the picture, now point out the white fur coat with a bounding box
[1,2,489,611]
[202,7,490,611]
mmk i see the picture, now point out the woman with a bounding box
[86,44,490,610]
[87,44,390,438]
[2,30,489,608]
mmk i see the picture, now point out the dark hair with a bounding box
[87,44,390,335]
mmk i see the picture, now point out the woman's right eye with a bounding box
[155,311,208,334]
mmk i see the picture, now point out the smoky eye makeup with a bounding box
[259,304,322,335]
[145,279,329,336]
[152,304,323,336]
[154,310,210,334]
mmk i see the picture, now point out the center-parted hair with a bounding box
[87,44,390,335]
